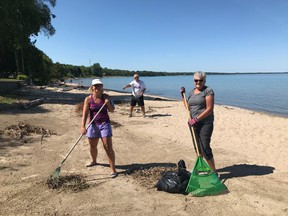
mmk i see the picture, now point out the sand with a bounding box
[0,84,287,216]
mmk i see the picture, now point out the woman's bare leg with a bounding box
[88,138,99,163]
[101,137,116,173]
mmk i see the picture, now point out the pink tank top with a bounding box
[89,95,110,125]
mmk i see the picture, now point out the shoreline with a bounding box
[68,74,288,118]
[0,82,288,119]
[0,84,287,215]
[107,87,288,119]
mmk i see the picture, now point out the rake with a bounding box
[50,101,107,186]
[182,91,228,196]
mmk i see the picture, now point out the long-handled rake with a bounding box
[182,91,228,196]
[50,102,107,186]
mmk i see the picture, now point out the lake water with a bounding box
[68,73,288,117]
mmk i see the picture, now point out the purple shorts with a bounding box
[86,122,112,138]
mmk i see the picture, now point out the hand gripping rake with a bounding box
[50,101,107,185]
[182,90,227,196]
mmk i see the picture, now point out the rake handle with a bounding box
[182,92,201,157]
[59,101,107,166]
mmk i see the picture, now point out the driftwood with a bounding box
[23,98,45,109]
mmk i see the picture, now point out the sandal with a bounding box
[110,172,118,178]
[85,162,98,167]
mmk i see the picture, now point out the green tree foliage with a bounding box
[0,0,56,84]
[91,63,102,77]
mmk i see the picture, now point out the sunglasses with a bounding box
[94,84,103,87]
[194,79,204,83]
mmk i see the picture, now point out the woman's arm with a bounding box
[81,96,90,134]
[103,94,115,112]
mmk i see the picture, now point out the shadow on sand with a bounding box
[218,163,275,182]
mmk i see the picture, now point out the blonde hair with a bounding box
[88,85,93,92]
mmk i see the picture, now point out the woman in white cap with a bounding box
[81,79,117,178]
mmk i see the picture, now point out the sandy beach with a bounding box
[0,84,287,216]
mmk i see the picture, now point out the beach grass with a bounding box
[0,96,19,105]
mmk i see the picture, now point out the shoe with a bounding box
[110,172,118,178]
[85,162,98,167]
[128,114,132,118]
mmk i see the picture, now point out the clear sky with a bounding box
[34,0,288,73]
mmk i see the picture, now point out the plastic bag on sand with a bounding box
[155,171,181,193]
[177,159,191,193]
[155,160,191,194]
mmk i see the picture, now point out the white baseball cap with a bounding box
[91,79,103,85]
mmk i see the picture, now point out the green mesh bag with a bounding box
[185,157,228,196]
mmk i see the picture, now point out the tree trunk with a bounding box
[21,47,25,74]
[14,49,20,78]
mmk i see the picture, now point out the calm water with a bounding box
[69,73,288,117]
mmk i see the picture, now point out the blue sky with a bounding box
[34,0,288,73]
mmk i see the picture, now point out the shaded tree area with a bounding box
[0,0,56,84]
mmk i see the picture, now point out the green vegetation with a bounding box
[0,96,19,105]
[0,78,20,82]
[16,74,28,80]
[0,0,56,85]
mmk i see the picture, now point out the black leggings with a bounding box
[193,122,214,160]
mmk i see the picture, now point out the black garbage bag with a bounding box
[177,159,191,194]
[155,171,181,193]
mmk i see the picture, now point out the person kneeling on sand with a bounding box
[81,79,118,178]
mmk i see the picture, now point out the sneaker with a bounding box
[110,172,118,178]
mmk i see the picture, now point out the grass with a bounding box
[0,96,19,105]
[0,79,26,105]
[0,78,21,82]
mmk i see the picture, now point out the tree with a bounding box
[91,63,103,77]
[0,0,56,79]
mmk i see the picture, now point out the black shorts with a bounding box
[130,95,144,106]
